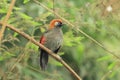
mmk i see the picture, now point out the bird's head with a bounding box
[49,19,63,29]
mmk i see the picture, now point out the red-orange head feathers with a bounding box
[49,19,63,29]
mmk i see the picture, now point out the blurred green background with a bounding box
[0,0,120,80]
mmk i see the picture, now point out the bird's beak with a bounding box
[58,23,64,27]
[61,23,65,26]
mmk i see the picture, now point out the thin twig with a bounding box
[0,0,16,42]
[33,0,120,60]
[52,0,55,17]
[28,65,61,77]
[101,70,112,80]
[9,51,25,72]
[0,22,82,80]
[2,49,26,80]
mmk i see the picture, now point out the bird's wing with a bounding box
[54,46,61,54]
[40,35,46,45]
[39,30,51,45]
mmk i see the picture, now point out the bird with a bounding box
[39,19,63,70]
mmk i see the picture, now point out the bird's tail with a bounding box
[40,50,48,70]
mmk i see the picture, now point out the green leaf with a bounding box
[0,56,4,61]
[23,0,30,4]
[58,52,64,56]
[13,32,18,37]
[26,42,38,51]
[108,62,116,70]
[19,12,32,20]
[40,27,46,33]
[64,31,82,47]
[97,55,111,61]
[50,59,63,66]
[0,9,7,13]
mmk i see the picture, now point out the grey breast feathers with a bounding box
[43,28,63,51]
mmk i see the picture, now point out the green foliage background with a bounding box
[0,0,120,80]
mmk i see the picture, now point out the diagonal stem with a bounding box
[0,0,16,42]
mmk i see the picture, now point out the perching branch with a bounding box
[0,22,82,80]
[0,0,16,42]
[33,0,120,60]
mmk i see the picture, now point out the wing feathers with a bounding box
[40,36,46,44]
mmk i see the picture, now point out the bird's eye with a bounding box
[55,22,59,26]
[55,21,62,27]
